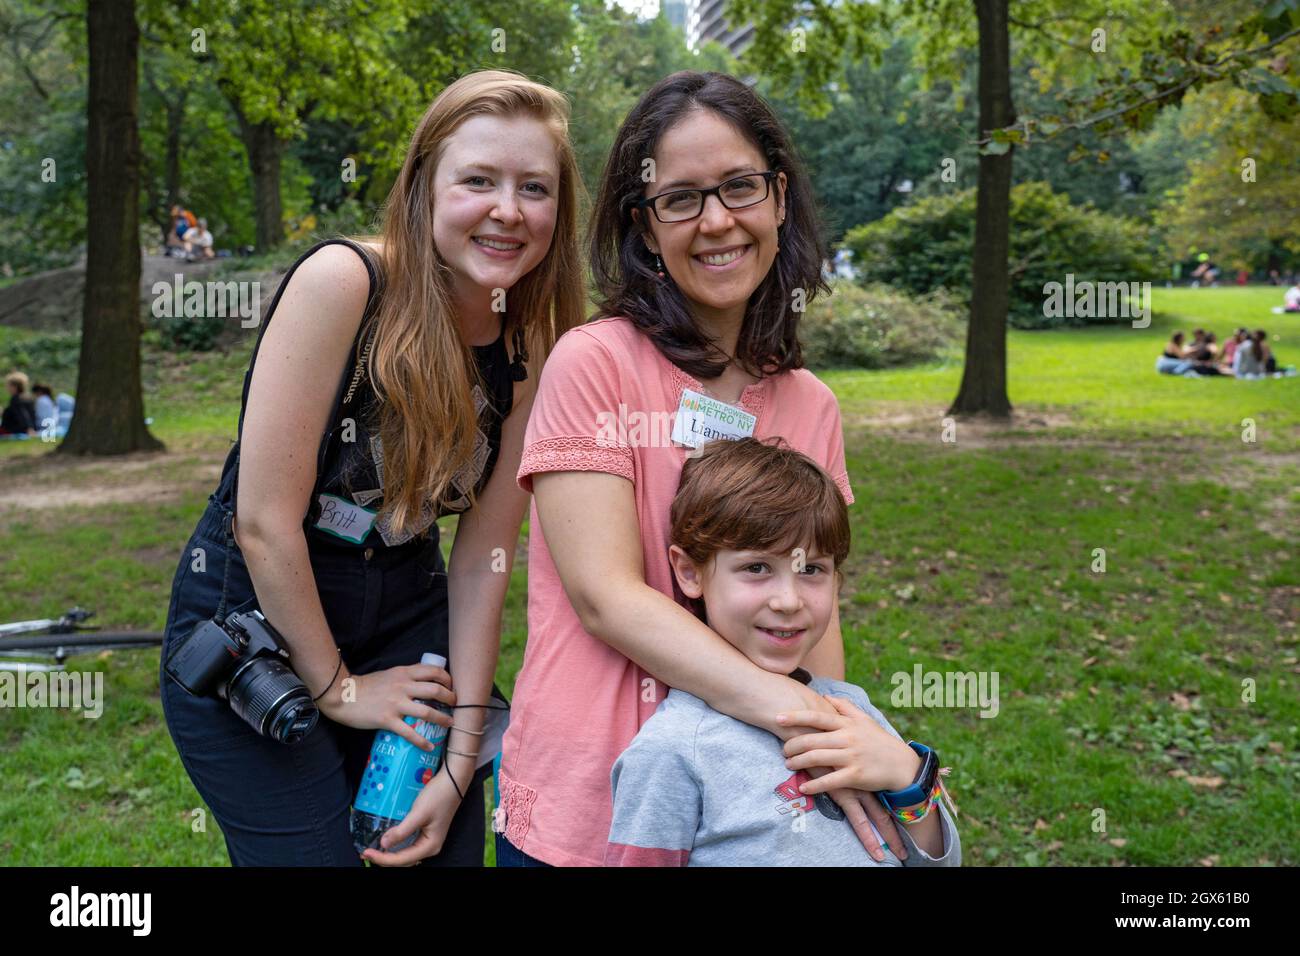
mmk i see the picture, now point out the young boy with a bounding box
[605,438,960,866]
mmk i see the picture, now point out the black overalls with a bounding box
[160,238,517,866]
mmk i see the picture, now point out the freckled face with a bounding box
[432,114,560,305]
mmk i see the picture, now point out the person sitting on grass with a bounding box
[55,389,75,431]
[32,384,56,435]
[31,383,74,438]
[166,205,195,257]
[1284,283,1300,313]
[1232,329,1294,378]
[606,437,960,867]
[183,217,215,260]
[1258,330,1277,374]
[0,371,37,437]
[1220,329,1248,375]
[1156,332,1196,375]
[1236,331,1264,378]
[1243,328,1295,376]
[1189,331,1223,376]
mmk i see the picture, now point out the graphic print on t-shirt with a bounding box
[773,770,846,821]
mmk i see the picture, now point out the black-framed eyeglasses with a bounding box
[636,170,778,224]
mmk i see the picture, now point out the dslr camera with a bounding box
[165,609,319,744]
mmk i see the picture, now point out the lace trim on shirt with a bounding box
[498,770,539,851]
[831,472,853,504]
[517,435,635,488]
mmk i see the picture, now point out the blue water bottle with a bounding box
[350,652,451,855]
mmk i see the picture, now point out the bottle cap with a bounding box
[420,653,447,669]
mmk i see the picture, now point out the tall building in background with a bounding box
[661,0,688,31]
[685,0,755,56]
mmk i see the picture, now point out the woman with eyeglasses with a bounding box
[494,71,912,867]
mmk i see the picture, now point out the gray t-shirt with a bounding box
[606,671,961,866]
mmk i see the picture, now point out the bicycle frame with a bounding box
[0,607,163,668]
[0,607,96,637]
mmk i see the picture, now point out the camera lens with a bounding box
[226,656,319,744]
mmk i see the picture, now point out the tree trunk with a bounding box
[948,0,1015,418]
[233,105,285,251]
[59,0,164,456]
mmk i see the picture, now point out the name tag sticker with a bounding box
[314,493,378,544]
[670,388,757,449]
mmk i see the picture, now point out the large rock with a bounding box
[0,262,85,332]
[0,254,287,345]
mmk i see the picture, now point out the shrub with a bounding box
[154,309,225,351]
[842,181,1160,329]
[799,281,962,370]
[0,331,82,376]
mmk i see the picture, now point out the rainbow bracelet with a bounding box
[891,779,944,825]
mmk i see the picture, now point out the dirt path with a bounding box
[2,406,1294,521]
[0,447,224,514]
[844,404,1080,448]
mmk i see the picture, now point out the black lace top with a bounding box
[215,238,518,549]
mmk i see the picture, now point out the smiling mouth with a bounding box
[472,237,524,251]
[693,245,750,267]
[757,626,805,641]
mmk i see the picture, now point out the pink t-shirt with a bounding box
[498,316,855,867]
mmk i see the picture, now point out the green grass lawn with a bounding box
[1,286,1296,866]
[826,287,1300,450]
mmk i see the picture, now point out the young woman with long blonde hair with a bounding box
[161,70,584,866]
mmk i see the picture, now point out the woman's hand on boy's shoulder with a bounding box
[764,691,909,863]
[778,694,921,794]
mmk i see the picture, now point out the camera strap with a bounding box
[214,515,236,625]
[306,323,377,525]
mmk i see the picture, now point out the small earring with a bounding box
[655,254,665,279]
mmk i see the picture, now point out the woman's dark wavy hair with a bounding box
[589,71,829,380]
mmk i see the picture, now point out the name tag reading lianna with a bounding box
[313,493,378,544]
[670,388,757,449]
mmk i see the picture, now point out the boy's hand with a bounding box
[779,695,921,794]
